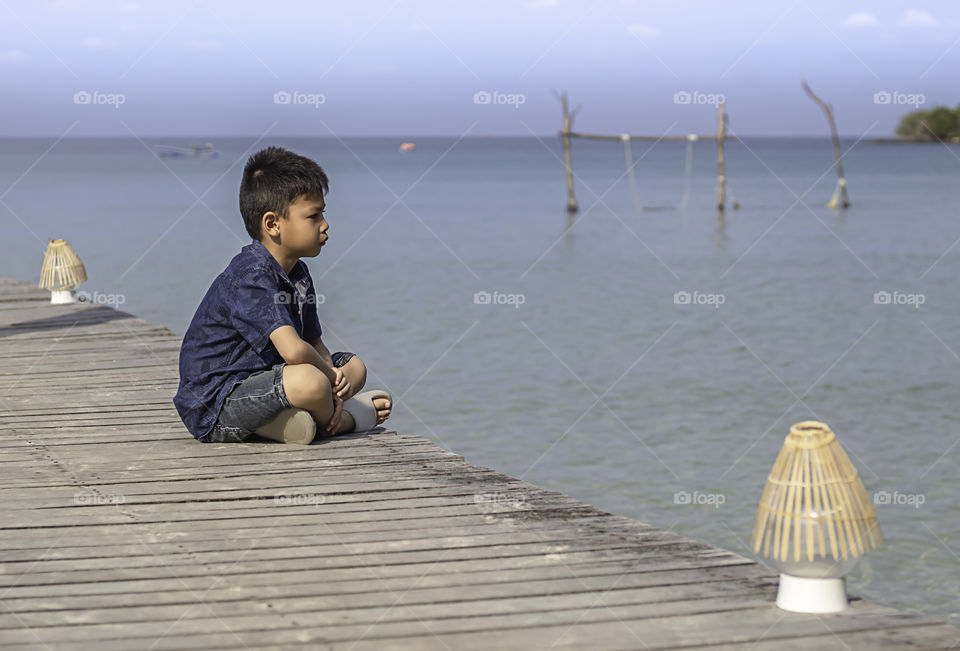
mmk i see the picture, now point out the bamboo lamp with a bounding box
[39,239,87,304]
[752,420,882,613]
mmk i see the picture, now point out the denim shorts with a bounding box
[201,352,355,443]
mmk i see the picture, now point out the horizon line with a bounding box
[0,133,901,140]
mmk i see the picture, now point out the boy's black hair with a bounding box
[239,146,329,240]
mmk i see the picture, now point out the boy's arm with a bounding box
[311,336,351,400]
[269,326,336,383]
[310,336,334,368]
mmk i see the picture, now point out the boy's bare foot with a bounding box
[374,397,391,425]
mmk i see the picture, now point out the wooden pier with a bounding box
[0,274,957,649]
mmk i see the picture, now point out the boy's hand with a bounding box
[325,394,343,436]
[332,368,352,400]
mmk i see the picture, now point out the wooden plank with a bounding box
[697,624,960,650]
[0,576,782,632]
[0,505,605,550]
[0,602,943,650]
[0,514,644,560]
[0,440,453,471]
[0,595,779,646]
[0,564,775,614]
[0,492,613,530]
[0,545,745,590]
[0,536,736,593]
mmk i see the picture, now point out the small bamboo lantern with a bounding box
[752,420,881,613]
[39,239,87,304]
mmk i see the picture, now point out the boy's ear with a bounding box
[261,211,280,237]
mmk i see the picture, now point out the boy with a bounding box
[174,146,392,445]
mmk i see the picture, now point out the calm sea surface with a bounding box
[2,136,958,623]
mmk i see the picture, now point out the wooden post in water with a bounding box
[716,101,727,212]
[802,79,849,209]
[558,91,579,214]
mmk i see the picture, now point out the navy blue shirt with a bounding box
[174,240,322,440]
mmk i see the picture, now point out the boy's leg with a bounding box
[284,359,392,435]
[339,355,366,399]
[282,364,336,426]
[336,355,391,426]
[207,364,289,443]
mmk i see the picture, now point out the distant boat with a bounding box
[155,142,220,159]
[398,142,416,152]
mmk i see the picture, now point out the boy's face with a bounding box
[269,193,328,258]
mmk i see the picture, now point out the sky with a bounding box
[1,0,958,137]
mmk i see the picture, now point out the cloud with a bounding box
[117,1,141,13]
[627,23,659,38]
[842,13,878,28]
[900,9,937,27]
[81,36,118,49]
[0,49,28,61]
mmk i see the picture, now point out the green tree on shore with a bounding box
[896,105,960,141]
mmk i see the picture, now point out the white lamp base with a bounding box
[776,574,848,613]
[50,290,75,304]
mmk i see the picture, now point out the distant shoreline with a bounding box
[2,134,958,142]
[868,137,960,144]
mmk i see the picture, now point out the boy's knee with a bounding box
[345,355,367,392]
[282,363,331,407]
